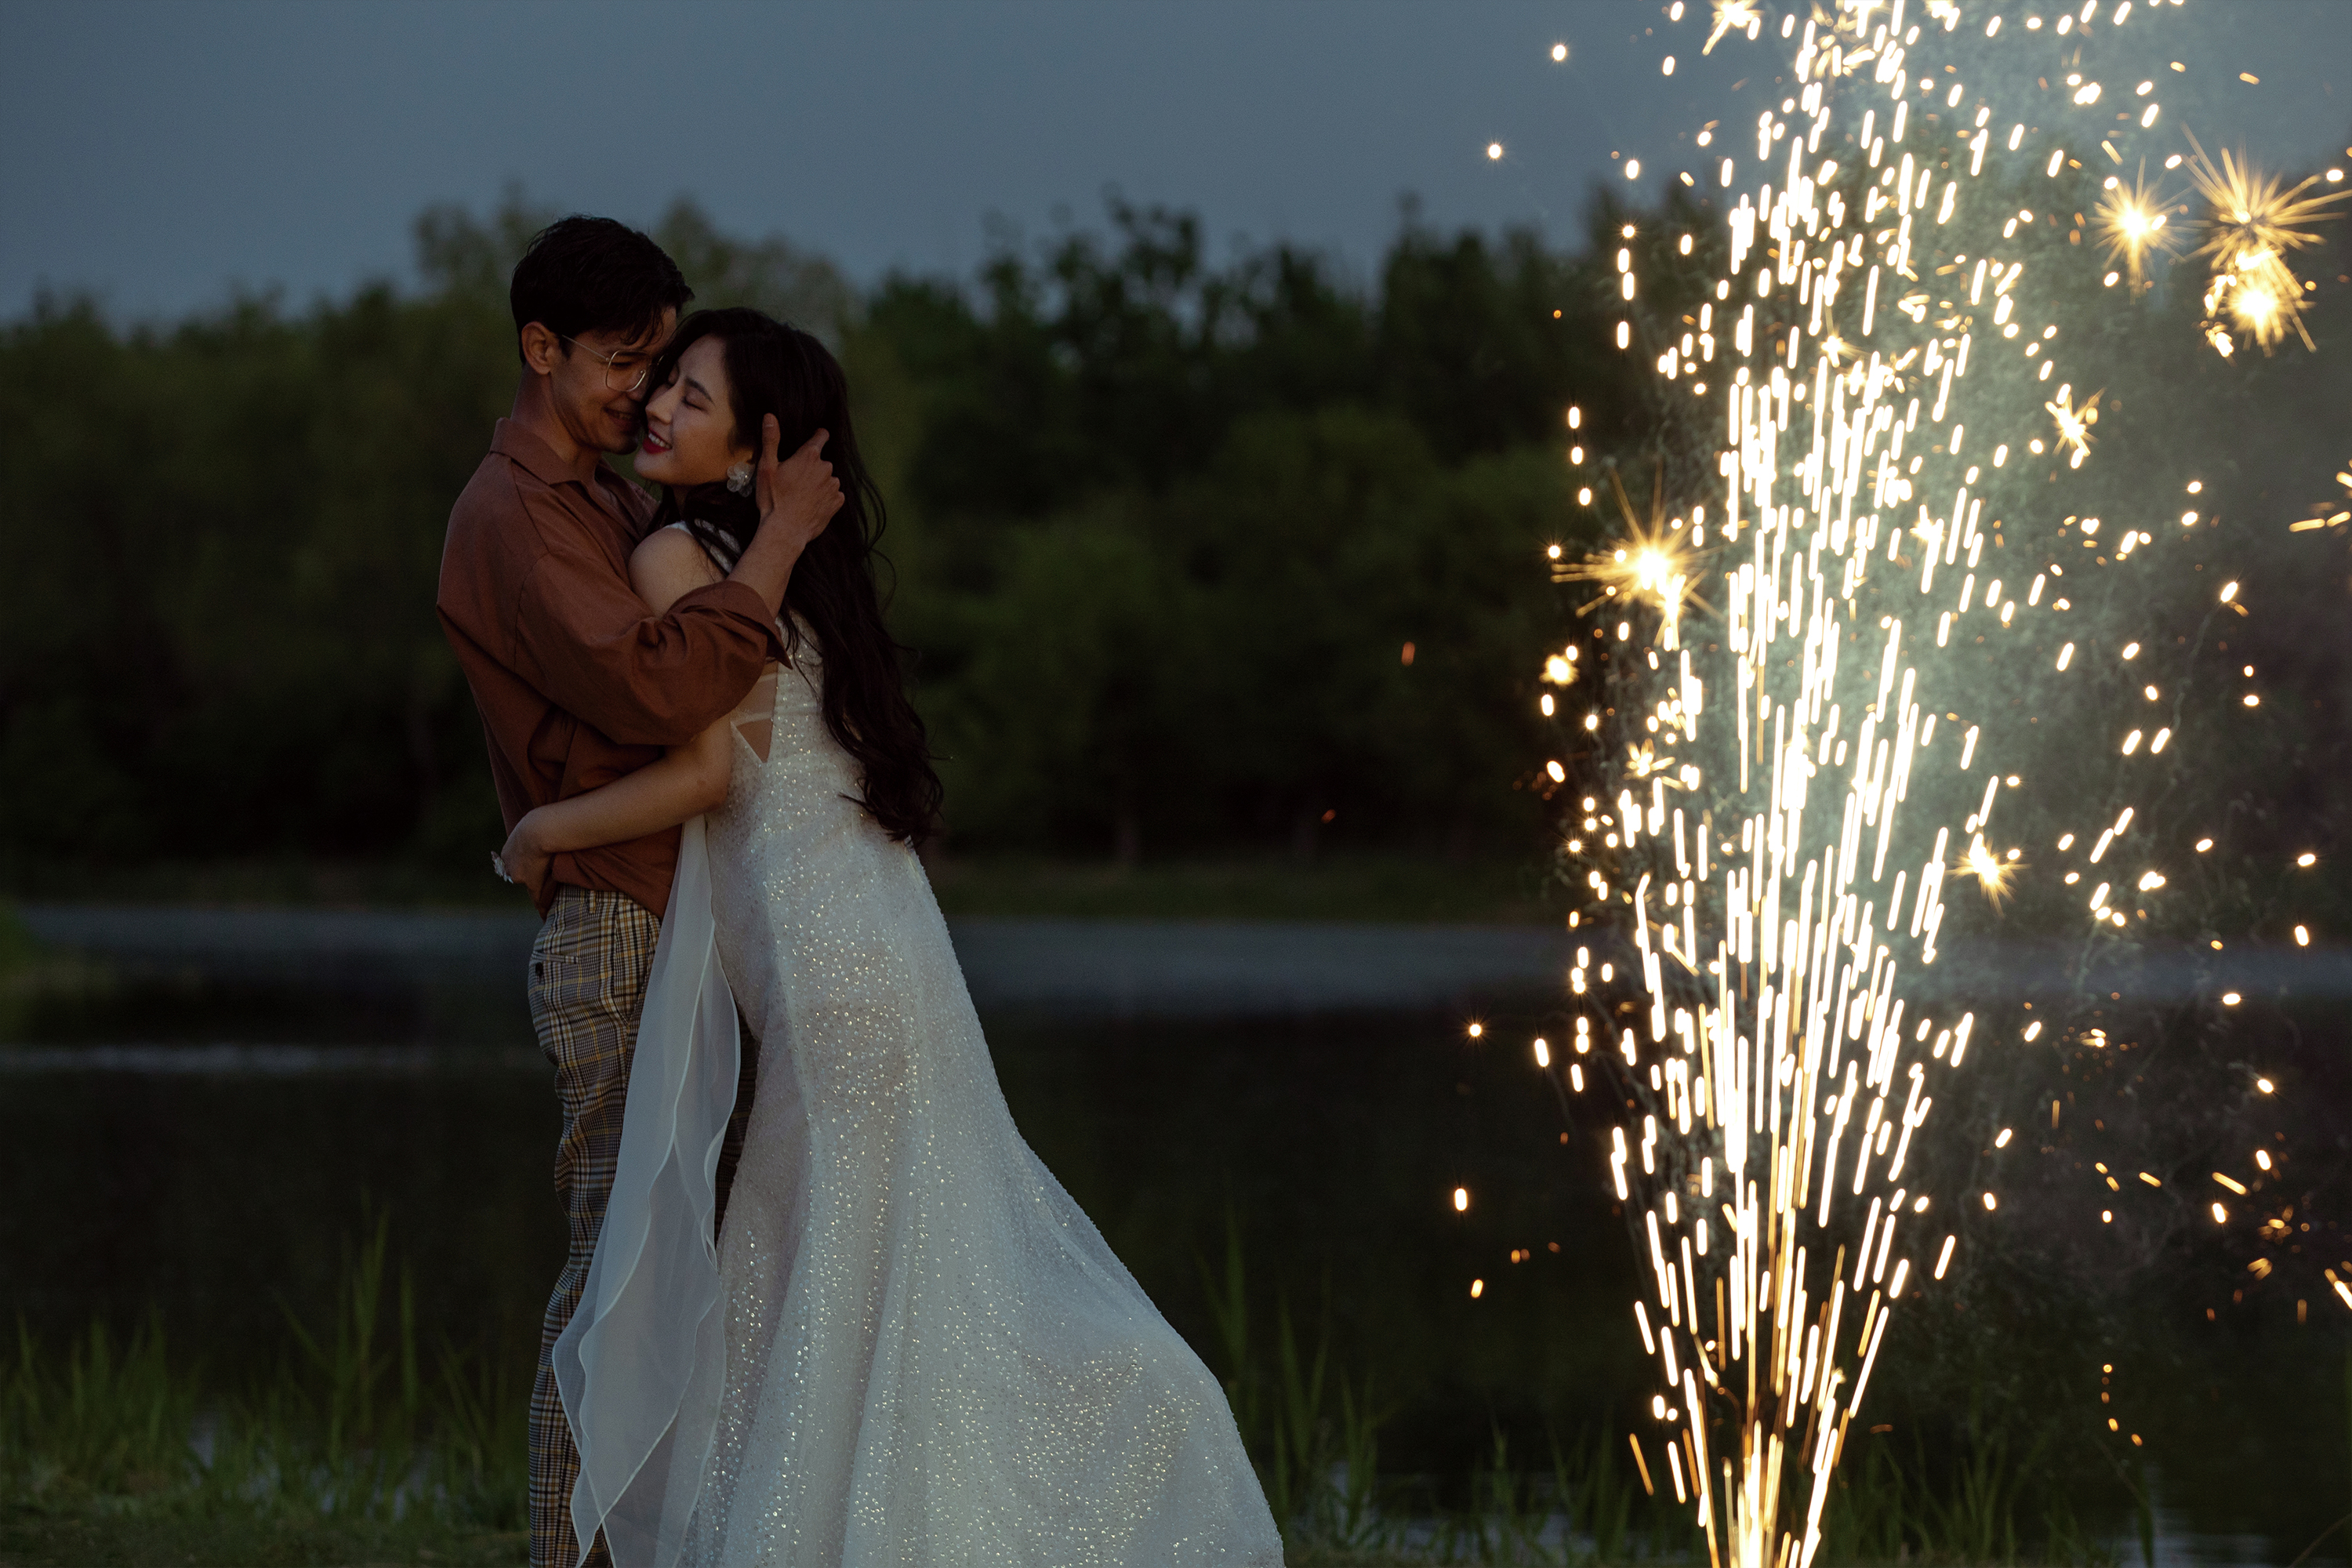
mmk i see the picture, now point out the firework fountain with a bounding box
[1528,4,2345,1566]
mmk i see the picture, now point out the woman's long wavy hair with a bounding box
[645,307,942,845]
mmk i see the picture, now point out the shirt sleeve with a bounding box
[511,512,786,750]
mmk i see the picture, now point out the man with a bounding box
[436,215,840,1568]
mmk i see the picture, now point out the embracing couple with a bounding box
[436,217,1279,1568]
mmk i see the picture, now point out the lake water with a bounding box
[2,909,2343,1563]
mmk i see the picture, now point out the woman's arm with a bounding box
[499,727,731,887]
[498,528,750,900]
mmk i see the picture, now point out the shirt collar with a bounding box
[492,418,648,521]
[489,418,586,489]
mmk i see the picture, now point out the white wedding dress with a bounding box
[555,554,1282,1568]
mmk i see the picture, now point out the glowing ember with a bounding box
[1704,0,1762,56]
[1552,467,1714,651]
[2185,132,2350,352]
[2094,167,2176,288]
[2045,384,2100,467]
[1961,835,2018,906]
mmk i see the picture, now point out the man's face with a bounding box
[548,309,677,456]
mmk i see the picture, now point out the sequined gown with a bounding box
[680,627,1282,1566]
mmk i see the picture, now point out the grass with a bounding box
[2,850,1564,924]
[0,1214,529,1567]
[3,1221,2118,1568]
[0,1507,524,1567]
[1812,1417,2118,1568]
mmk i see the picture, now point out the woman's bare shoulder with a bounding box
[630,524,726,615]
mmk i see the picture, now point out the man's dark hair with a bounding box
[509,216,692,363]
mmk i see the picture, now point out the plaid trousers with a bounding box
[526,887,760,1568]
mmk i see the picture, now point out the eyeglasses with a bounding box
[561,335,655,394]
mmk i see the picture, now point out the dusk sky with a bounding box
[5,1,2349,321]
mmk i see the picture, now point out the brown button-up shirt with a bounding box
[437,419,783,918]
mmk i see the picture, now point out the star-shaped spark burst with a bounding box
[2095,165,2178,289]
[2185,133,2349,354]
[1960,835,2021,908]
[1704,0,1762,54]
[1552,466,1718,650]
[2045,384,2102,469]
[2205,259,2302,354]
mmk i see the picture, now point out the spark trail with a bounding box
[1512,2,2338,1564]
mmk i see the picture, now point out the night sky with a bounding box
[5,1,2349,320]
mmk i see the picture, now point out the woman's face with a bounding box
[637,336,752,487]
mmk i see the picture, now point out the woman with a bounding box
[497,307,1280,1568]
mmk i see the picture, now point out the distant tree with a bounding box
[0,185,1700,878]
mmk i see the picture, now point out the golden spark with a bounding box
[2288,462,2352,533]
[1554,466,1716,649]
[2185,133,2349,352]
[2094,165,2177,288]
[1704,0,1762,55]
[2045,385,2102,466]
[1961,836,2020,907]
[1807,0,1886,72]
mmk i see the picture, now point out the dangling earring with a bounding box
[724,459,754,495]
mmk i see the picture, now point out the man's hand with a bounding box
[756,417,844,556]
[497,814,556,905]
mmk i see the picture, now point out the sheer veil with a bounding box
[552,817,739,1568]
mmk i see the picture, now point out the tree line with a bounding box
[0,189,1669,880]
[4,167,2344,895]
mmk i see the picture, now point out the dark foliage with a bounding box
[0,190,1664,878]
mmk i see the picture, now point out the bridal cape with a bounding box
[557,601,1282,1567]
[553,815,741,1563]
